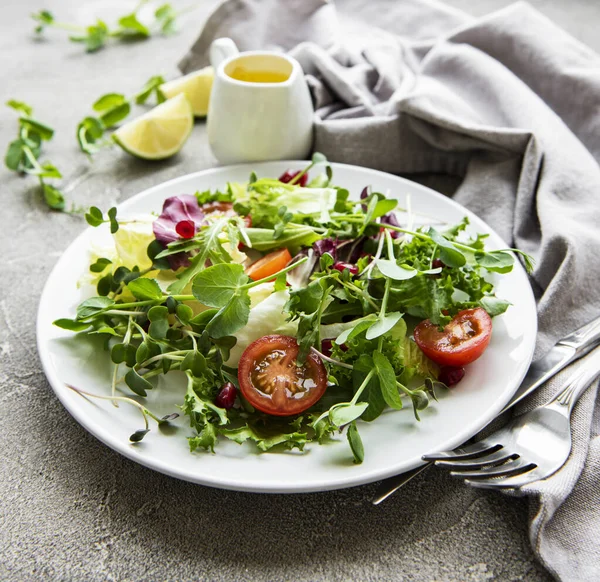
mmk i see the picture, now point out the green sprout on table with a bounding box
[76,75,166,156]
[31,2,192,53]
[4,100,66,211]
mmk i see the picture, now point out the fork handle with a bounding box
[559,313,600,355]
[548,347,600,414]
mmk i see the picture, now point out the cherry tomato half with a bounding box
[201,201,252,228]
[238,335,328,416]
[413,307,492,368]
[245,248,292,281]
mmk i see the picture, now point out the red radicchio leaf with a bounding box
[313,238,337,258]
[167,252,192,270]
[153,195,205,269]
[380,212,401,239]
[153,195,205,244]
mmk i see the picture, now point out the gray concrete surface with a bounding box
[2,0,597,580]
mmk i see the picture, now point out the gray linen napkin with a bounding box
[180,1,600,579]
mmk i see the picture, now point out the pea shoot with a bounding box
[31,2,189,53]
[76,75,166,155]
[66,384,179,443]
[4,100,66,211]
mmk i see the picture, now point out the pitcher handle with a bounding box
[210,38,239,70]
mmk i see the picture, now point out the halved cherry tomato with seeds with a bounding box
[414,307,492,368]
[238,335,328,416]
[245,248,292,281]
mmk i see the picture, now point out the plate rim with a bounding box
[36,161,537,493]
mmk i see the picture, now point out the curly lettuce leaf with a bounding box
[220,424,307,452]
[232,178,337,228]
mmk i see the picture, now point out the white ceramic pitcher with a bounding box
[207,38,314,165]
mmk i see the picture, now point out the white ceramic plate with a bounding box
[37,162,537,493]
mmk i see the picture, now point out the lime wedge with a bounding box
[113,93,193,160]
[159,67,214,117]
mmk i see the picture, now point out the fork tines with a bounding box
[423,441,539,489]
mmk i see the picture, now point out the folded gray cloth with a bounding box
[180,1,600,579]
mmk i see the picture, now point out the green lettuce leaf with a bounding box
[233,178,337,228]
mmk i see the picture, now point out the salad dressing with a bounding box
[227,66,289,84]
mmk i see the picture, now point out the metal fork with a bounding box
[422,348,600,489]
[372,315,600,504]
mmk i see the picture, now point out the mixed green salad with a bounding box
[55,154,533,464]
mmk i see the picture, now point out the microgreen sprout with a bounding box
[76,75,166,156]
[4,100,66,211]
[289,151,328,185]
[373,222,535,274]
[85,206,119,232]
[310,347,354,369]
[66,384,178,442]
[32,3,194,53]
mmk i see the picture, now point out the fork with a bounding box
[422,348,600,489]
[372,315,600,504]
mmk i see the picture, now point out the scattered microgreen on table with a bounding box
[76,75,166,155]
[4,100,66,211]
[31,2,192,53]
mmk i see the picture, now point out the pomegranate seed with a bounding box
[333,262,358,276]
[215,382,237,410]
[438,366,465,386]
[175,219,196,239]
[279,170,308,187]
[320,339,347,356]
[379,225,400,241]
[321,339,333,356]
